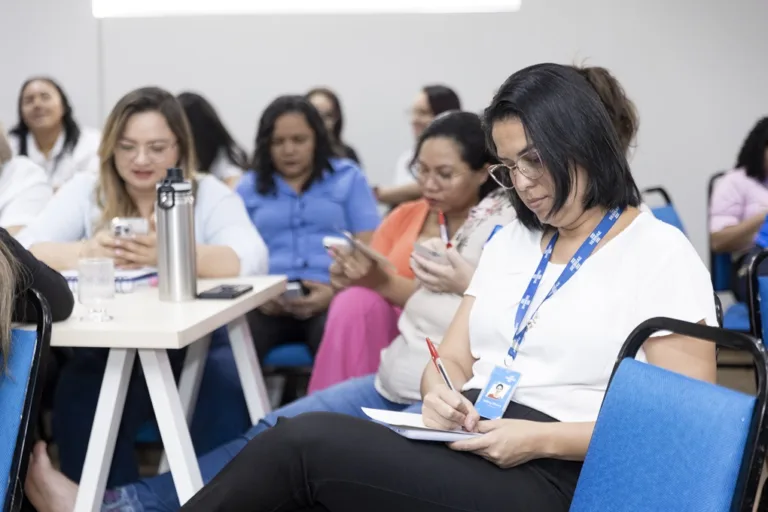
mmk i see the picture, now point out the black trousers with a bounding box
[248,309,327,362]
[180,393,582,512]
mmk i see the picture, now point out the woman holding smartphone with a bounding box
[236,95,380,360]
[308,111,502,393]
[17,87,269,488]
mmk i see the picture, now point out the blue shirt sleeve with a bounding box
[343,165,380,234]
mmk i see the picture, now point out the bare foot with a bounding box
[25,442,78,512]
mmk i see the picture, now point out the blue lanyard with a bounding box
[508,208,623,361]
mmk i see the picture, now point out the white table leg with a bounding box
[139,349,203,504]
[158,335,211,473]
[74,348,136,512]
[227,315,271,423]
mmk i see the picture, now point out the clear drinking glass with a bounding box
[78,258,115,322]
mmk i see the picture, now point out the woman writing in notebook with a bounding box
[169,64,716,511]
[17,87,268,490]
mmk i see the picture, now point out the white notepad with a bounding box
[362,407,481,442]
[61,267,157,293]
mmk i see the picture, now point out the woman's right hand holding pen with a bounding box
[422,386,480,432]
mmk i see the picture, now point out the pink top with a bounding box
[710,168,768,233]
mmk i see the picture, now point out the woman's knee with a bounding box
[328,287,390,319]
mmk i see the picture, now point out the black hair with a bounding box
[306,87,345,142]
[484,63,641,231]
[177,92,247,173]
[251,95,335,195]
[10,77,81,158]
[423,85,462,116]
[305,87,360,163]
[410,111,499,200]
[736,117,768,181]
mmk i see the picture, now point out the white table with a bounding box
[52,275,286,512]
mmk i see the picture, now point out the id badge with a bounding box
[474,366,522,420]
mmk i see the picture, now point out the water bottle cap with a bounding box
[166,167,184,182]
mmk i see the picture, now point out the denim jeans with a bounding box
[53,328,250,488]
[103,374,422,511]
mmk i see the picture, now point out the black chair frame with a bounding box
[4,289,51,512]
[640,186,673,205]
[610,317,768,511]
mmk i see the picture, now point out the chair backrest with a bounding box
[708,171,733,291]
[0,289,51,512]
[747,249,768,342]
[570,318,768,512]
[650,204,686,234]
[641,186,686,235]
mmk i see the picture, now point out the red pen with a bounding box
[438,211,452,249]
[426,337,455,391]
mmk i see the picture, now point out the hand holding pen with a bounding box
[438,211,452,249]
[422,337,479,432]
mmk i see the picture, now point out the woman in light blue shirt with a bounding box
[18,87,268,489]
[237,95,380,360]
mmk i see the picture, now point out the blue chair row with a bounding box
[0,289,52,512]
[571,317,768,511]
[643,181,751,334]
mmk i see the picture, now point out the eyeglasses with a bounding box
[488,151,545,189]
[409,162,467,186]
[114,141,178,162]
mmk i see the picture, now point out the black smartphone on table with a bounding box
[198,284,253,299]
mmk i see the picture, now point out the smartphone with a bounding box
[413,243,449,264]
[197,284,253,299]
[282,281,308,300]
[339,231,395,270]
[323,236,351,251]
[111,217,149,238]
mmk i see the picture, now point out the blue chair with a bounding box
[263,343,314,367]
[642,186,686,234]
[747,249,768,343]
[709,172,733,293]
[571,317,768,511]
[0,289,51,512]
[263,343,315,405]
[707,171,752,333]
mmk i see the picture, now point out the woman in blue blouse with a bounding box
[237,95,380,359]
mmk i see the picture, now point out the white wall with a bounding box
[2,0,768,258]
[0,0,101,127]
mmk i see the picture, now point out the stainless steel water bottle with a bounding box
[156,168,197,302]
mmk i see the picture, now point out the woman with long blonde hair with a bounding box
[17,86,269,487]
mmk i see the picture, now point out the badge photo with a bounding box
[474,366,522,420]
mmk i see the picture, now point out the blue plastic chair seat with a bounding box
[0,329,39,506]
[571,358,755,511]
[723,302,750,332]
[650,204,686,234]
[712,253,733,292]
[263,343,314,368]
